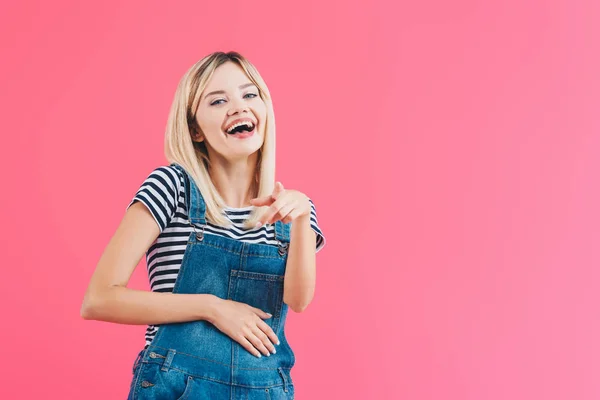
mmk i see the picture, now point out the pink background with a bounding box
[1,0,599,398]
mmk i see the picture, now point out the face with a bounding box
[192,61,267,162]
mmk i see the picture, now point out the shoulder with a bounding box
[135,165,186,198]
[146,165,184,189]
[126,165,185,232]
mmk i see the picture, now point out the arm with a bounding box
[80,201,218,325]
[283,214,317,313]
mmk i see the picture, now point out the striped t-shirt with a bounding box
[126,165,326,349]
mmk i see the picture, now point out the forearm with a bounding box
[81,286,219,325]
[283,215,316,312]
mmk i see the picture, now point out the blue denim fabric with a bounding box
[127,163,295,399]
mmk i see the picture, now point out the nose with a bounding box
[227,98,249,116]
[227,106,249,116]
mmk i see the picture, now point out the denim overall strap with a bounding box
[273,220,291,255]
[170,163,207,240]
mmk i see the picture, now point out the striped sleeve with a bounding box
[308,198,326,253]
[126,166,181,233]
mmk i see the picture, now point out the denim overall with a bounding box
[127,163,295,399]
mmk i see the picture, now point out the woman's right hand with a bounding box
[207,298,280,358]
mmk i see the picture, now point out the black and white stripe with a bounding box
[126,165,326,348]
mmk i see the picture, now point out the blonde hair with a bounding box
[164,51,276,229]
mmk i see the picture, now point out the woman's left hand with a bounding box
[250,182,311,227]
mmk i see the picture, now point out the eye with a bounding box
[209,93,257,106]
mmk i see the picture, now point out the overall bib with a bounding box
[127,163,295,400]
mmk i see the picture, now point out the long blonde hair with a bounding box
[164,51,276,229]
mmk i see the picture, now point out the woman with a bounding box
[81,51,326,399]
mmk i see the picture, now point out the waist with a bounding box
[141,343,294,388]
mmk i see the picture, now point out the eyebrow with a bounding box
[203,83,257,100]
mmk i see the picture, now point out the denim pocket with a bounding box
[175,376,195,400]
[228,269,285,334]
[131,363,193,400]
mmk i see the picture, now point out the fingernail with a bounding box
[257,354,261,358]
[272,348,276,354]
[267,313,272,317]
[276,341,280,346]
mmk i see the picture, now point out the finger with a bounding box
[250,195,274,206]
[251,306,272,319]
[251,324,276,355]
[278,201,297,224]
[238,334,263,358]
[256,318,281,346]
[264,202,288,225]
[251,182,284,206]
[272,181,285,199]
[255,197,286,227]
[283,205,302,224]
[270,203,293,225]
[245,329,271,357]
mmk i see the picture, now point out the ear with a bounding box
[189,121,204,143]
[191,131,204,143]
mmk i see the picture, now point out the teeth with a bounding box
[226,121,254,133]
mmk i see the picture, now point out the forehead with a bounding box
[204,62,254,91]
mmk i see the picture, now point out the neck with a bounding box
[208,152,259,208]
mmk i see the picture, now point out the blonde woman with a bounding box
[81,51,326,399]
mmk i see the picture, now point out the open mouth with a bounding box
[225,121,256,138]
